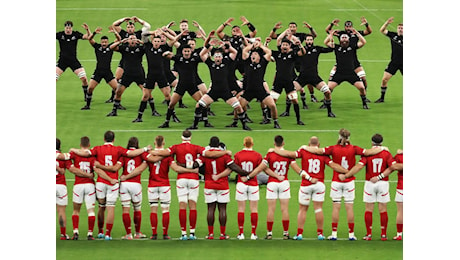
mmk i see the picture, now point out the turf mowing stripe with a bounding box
[110,129,340,132]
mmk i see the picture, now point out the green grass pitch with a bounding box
[56,0,403,259]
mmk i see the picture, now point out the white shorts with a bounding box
[363,181,390,203]
[395,189,403,203]
[204,189,230,204]
[235,182,259,201]
[298,182,326,206]
[176,179,200,203]
[56,184,68,206]
[148,186,172,205]
[72,183,96,209]
[120,182,143,207]
[95,182,120,206]
[266,180,290,200]
[330,181,355,203]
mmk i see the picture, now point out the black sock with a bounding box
[82,85,88,100]
[300,92,307,105]
[201,106,208,124]
[113,99,120,111]
[360,95,367,105]
[86,93,93,107]
[193,107,202,127]
[165,108,174,122]
[380,87,387,99]
[110,90,115,100]
[138,101,147,119]
[238,112,246,127]
[293,103,300,121]
[324,99,332,113]
[285,98,291,113]
[148,98,156,111]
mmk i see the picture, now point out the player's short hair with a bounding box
[274,135,284,147]
[101,36,109,40]
[371,134,383,145]
[182,44,192,49]
[180,19,188,24]
[309,136,319,146]
[243,136,254,148]
[209,136,220,148]
[305,34,314,39]
[398,23,403,26]
[64,20,73,27]
[104,131,115,142]
[344,21,353,27]
[232,25,240,29]
[127,21,135,26]
[80,136,90,148]
[56,138,61,151]
[219,142,227,150]
[155,135,164,147]
[182,130,192,140]
[289,22,297,26]
[281,39,291,45]
[153,35,161,40]
[127,137,139,149]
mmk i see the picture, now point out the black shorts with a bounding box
[145,71,169,89]
[117,58,124,69]
[228,78,242,93]
[165,70,176,84]
[174,82,200,96]
[385,60,403,75]
[207,86,234,101]
[353,59,362,70]
[91,70,115,83]
[330,72,361,85]
[56,57,83,72]
[120,72,145,88]
[241,85,269,102]
[272,78,295,94]
[295,72,324,87]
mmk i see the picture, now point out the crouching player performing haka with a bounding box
[187,31,250,130]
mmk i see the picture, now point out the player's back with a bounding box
[120,148,144,184]
[264,151,294,182]
[297,149,330,183]
[234,149,262,185]
[361,150,395,181]
[202,148,233,190]
[325,144,364,182]
[168,142,204,180]
[71,152,95,185]
[145,153,172,187]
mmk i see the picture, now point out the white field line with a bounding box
[110,129,340,133]
[57,8,148,11]
[330,8,402,12]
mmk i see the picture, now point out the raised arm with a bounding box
[112,17,131,33]
[353,28,366,48]
[81,23,91,40]
[326,18,340,34]
[216,17,234,39]
[269,21,283,39]
[324,29,335,48]
[360,16,372,35]
[240,16,257,38]
[380,17,394,35]
[200,30,215,62]
[192,20,206,39]
[303,21,317,38]
[88,26,102,45]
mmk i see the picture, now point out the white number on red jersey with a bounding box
[79,161,91,174]
[307,159,321,174]
[211,160,217,175]
[126,159,136,173]
[241,161,254,172]
[273,161,287,176]
[105,155,113,166]
[372,158,383,173]
[153,162,161,175]
[341,156,349,169]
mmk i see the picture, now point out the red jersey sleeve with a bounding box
[353,145,365,156]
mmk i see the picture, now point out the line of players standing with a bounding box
[56,16,403,130]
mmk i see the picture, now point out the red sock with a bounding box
[397,223,403,233]
[98,217,104,234]
[162,212,170,235]
[267,221,274,232]
[189,209,197,231]
[179,209,187,232]
[122,213,132,234]
[332,222,338,232]
[238,212,245,234]
[317,228,323,236]
[88,216,95,233]
[380,212,388,236]
[208,225,214,235]
[72,215,79,231]
[150,213,158,235]
[364,211,373,236]
[297,228,303,236]
[220,226,226,235]
[60,226,66,236]
[282,220,289,233]
[134,211,142,233]
[348,223,354,233]
[251,213,258,234]
[105,223,113,236]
